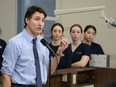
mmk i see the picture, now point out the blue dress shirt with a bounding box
[1,29,49,85]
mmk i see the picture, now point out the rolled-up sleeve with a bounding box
[1,40,19,76]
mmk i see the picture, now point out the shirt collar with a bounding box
[22,29,33,43]
[22,29,43,43]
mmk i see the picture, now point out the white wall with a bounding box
[0,0,16,42]
[56,0,116,68]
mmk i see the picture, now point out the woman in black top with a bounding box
[0,28,7,75]
[64,24,91,68]
[49,23,67,69]
[83,25,104,54]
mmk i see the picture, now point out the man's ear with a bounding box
[25,18,29,24]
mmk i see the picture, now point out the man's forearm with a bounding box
[2,74,11,87]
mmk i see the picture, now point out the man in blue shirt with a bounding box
[1,5,68,87]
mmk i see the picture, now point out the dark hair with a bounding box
[84,25,97,34]
[24,5,47,28]
[70,24,83,33]
[51,23,64,38]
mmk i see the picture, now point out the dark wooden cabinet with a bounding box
[45,67,95,87]
[45,67,116,87]
[94,67,116,87]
